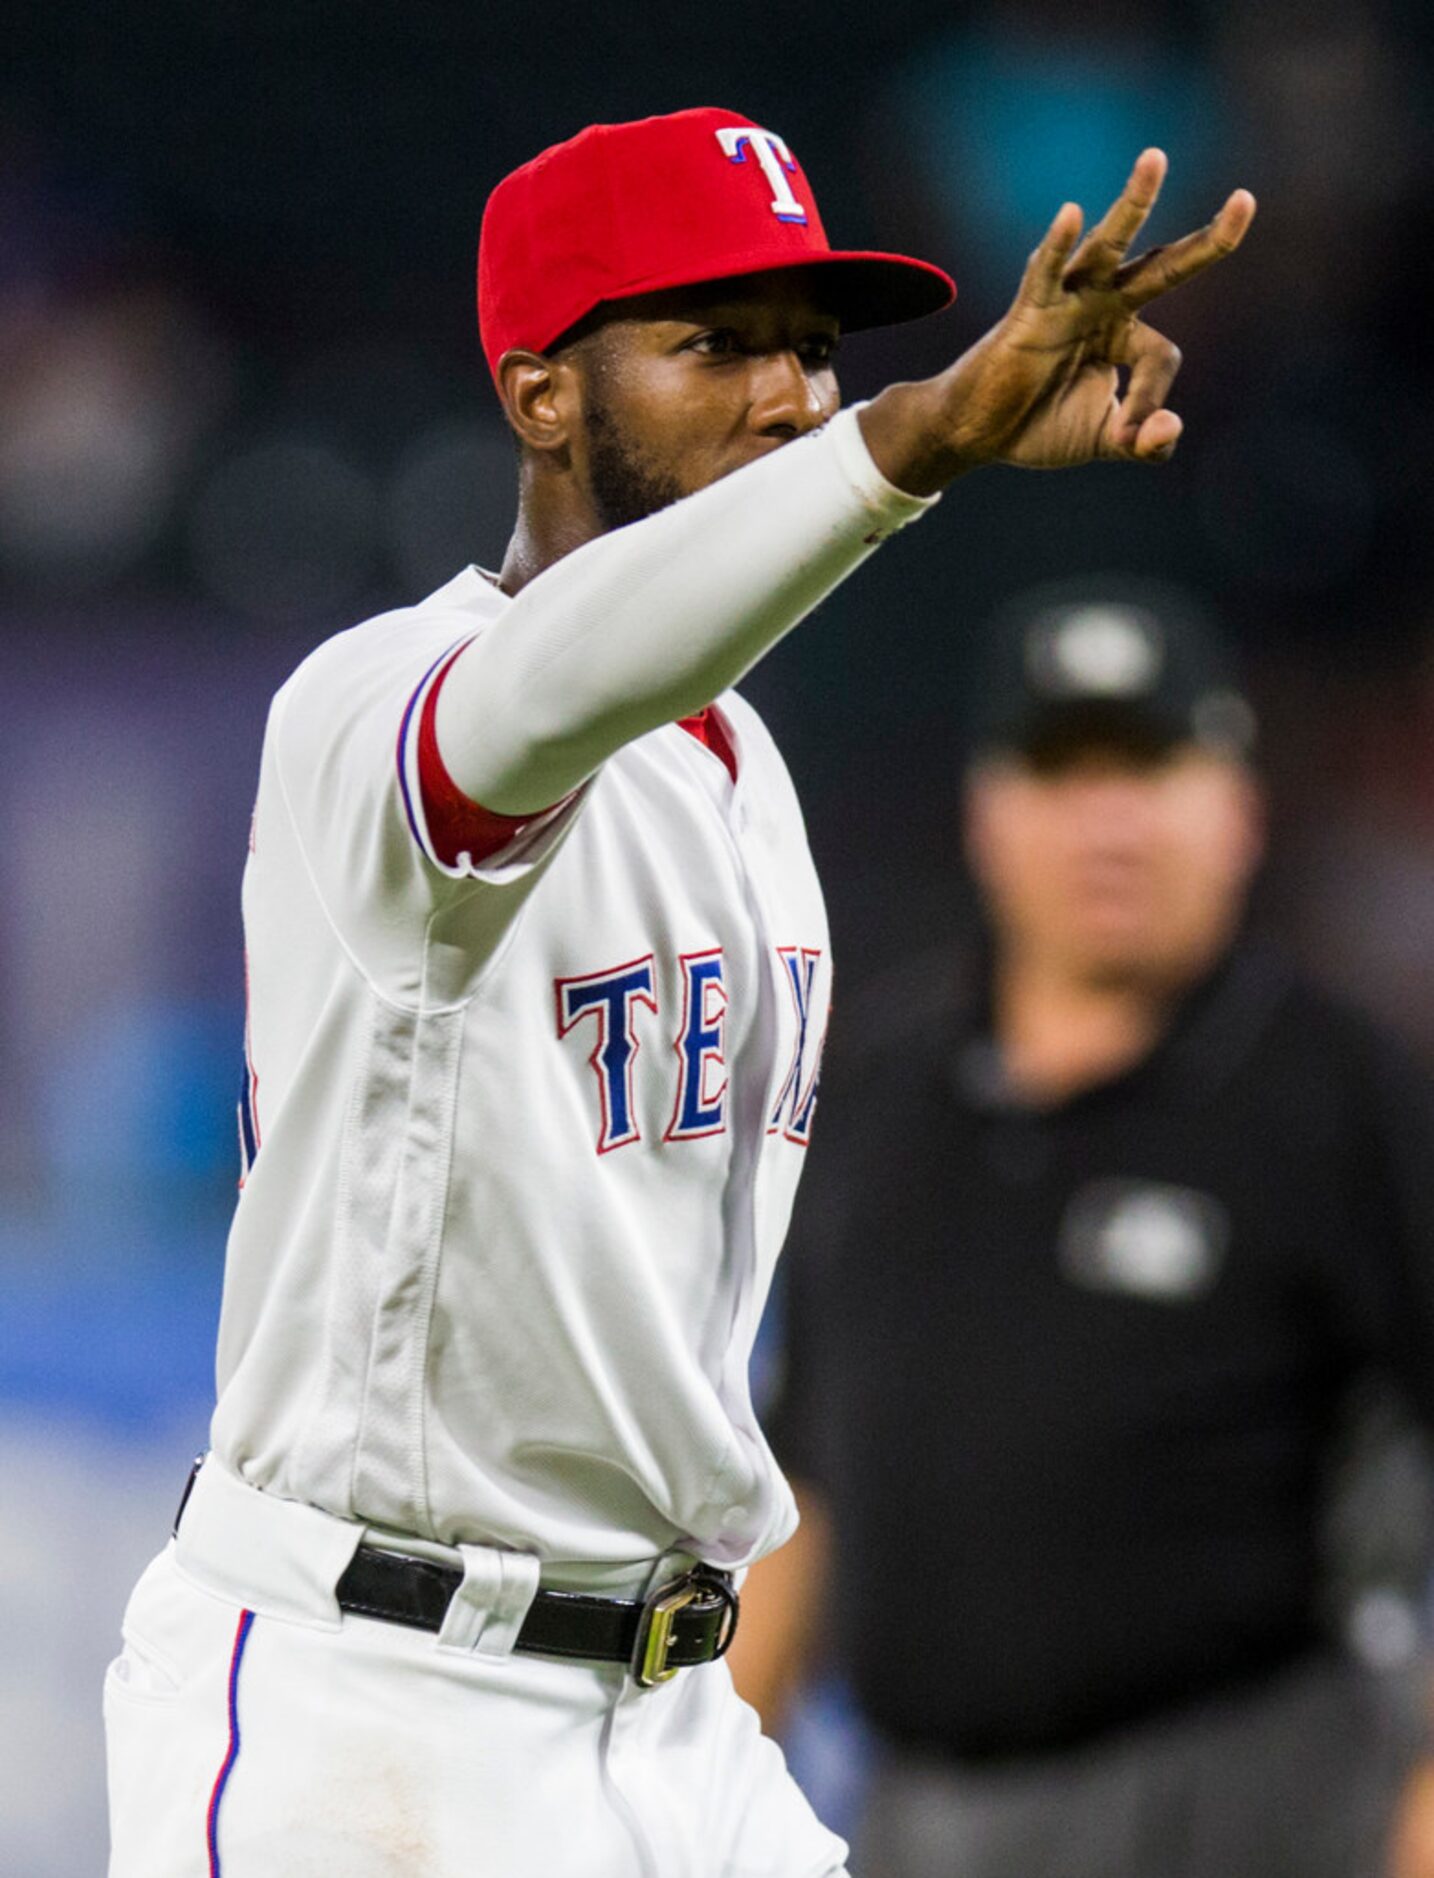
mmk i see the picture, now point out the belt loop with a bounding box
[436,1545,541,1658]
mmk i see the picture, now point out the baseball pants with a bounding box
[853,1651,1420,1878]
[104,1461,848,1878]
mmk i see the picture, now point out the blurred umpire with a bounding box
[733,583,1434,1878]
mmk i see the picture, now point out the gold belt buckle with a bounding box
[632,1577,702,1688]
[630,1569,739,1689]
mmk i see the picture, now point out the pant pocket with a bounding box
[105,1625,184,1707]
[104,1548,243,1878]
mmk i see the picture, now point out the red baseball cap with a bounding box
[477,106,955,385]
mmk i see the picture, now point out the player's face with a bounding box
[564,274,842,531]
[964,743,1265,990]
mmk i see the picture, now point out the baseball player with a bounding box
[104,108,1253,1877]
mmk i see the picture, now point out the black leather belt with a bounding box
[171,1458,736,1689]
[335,1543,740,1688]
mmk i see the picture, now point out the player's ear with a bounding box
[497,349,579,456]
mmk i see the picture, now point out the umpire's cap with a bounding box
[478,107,955,386]
[966,578,1258,764]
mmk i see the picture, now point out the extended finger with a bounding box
[1017,200,1084,308]
[1063,148,1167,284]
[1115,188,1257,308]
[1110,322,1183,449]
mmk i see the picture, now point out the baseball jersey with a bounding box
[209,563,836,1570]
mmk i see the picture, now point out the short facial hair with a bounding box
[583,381,686,534]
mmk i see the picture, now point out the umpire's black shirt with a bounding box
[772,937,1434,1760]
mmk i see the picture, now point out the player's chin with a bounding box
[711,442,794,483]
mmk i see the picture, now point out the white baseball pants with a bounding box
[104,1462,848,1878]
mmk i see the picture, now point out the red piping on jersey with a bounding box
[205,1608,255,1877]
[417,651,740,865]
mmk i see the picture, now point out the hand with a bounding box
[860,150,1255,491]
[950,149,1255,471]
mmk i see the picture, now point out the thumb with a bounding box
[1100,405,1183,462]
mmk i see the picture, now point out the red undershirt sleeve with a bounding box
[405,640,743,875]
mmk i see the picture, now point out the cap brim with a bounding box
[995,701,1192,762]
[538,247,955,355]
[783,251,957,331]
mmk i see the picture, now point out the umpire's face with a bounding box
[964,742,1265,991]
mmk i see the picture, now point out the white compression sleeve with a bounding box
[434,405,938,815]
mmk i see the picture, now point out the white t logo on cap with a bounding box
[715,126,808,225]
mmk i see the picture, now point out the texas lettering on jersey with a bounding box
[555,945,827,1155]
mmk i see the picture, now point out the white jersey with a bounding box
[211,567,833,1569]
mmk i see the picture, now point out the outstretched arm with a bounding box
[436,152,1253,821]
[435,408,934,816]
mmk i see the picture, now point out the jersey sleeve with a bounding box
[267,605,591,995]
[396,632,582,877]
[432,406,937,818]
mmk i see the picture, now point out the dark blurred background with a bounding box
[2,2,1432,1864]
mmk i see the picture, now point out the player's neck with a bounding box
[497,474,607,597]
[992,953,1171,1105]
[498,515,590,597]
